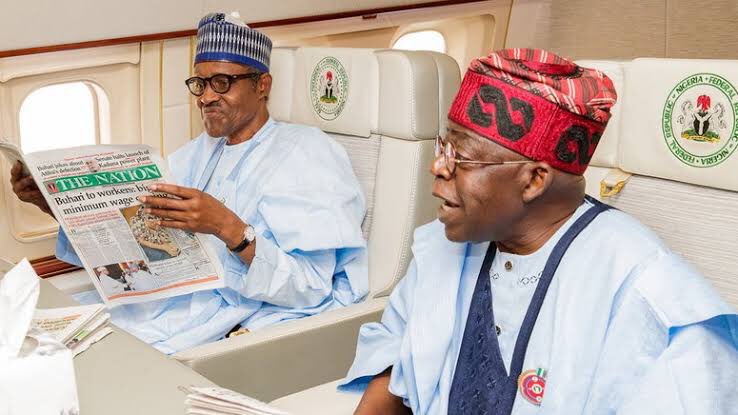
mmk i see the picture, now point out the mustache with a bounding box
[202,102,221,110]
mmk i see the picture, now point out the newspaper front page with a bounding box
[19,144,225,306]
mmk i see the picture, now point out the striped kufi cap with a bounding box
[195,12,272,72]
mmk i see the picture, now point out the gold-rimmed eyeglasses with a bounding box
[435,135,531,174]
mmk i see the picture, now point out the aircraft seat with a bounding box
[172,47,461,401]
[597,58,738,309]
[578,58,738,309]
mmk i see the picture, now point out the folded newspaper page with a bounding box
[1,142,225,306]
[181,385,291,415]
[32,304,113,356]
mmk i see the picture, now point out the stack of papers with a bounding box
[32,304,112,356]
[181,385,291,415]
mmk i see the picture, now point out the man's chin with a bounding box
[202,120,227,137]
[442,223,470,243]
[204,127,225,138]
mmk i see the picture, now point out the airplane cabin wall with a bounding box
[505,0,738,59]
[0,41,197,263]
[289,28,400,49]
[0,47,141,263]
[0,0,451,52]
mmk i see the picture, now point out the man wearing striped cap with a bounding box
[52,12,369,353]
[340,49,738,414]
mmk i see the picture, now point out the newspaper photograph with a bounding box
[3,143,225,306]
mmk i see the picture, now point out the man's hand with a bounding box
[138,183,245,248]
[9,161,55,218]
[354,368,411,415]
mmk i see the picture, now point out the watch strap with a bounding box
[230,225,254,253]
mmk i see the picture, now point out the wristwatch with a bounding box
[230,224,256,253]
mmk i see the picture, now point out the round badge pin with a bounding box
[518,368,546,406]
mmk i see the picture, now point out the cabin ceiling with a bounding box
[0,0,455,52]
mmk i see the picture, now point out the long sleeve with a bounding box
[228,148,368,309]
[617,315,738,414]
[581,249,738,415]
[234,234,338,308]
[55,228,82,267]
[221,182,367,309]
[339,260,417,392]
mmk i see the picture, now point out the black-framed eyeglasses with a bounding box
[435,135,531,174]
[185,73,262,96]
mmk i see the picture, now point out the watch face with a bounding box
[245,225,256,242]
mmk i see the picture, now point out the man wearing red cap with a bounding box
[339,49,738,414]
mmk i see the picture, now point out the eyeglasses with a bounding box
[435,135,531,174]
[185,73,262,96]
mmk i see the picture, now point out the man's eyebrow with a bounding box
[450,132,483,153]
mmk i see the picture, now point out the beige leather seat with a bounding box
[587,57,738,309]
[172,47,461,401]
[272,57,738,413]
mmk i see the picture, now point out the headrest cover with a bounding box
[195,12,272,72]
[448,48,617,175]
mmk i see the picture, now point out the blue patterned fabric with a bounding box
[447,245,508,414]
[195,12,272,72]
[448,198,611,414]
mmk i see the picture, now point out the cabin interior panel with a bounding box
[506,0,738,60]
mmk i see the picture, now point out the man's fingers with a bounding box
[12,176,36,193]
[9,161,21,180]
[156,220,189,230]
[144,208,190,222]
[148,183,197,199]
[16,190,43,200]
[139,196,189,211]
[21,175,37,188]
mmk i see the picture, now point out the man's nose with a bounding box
[199,85,220,106]
[430,153,452,180]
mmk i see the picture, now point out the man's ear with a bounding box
[259,73,273,100]
[520,162,554,203]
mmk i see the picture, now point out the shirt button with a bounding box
[504,261,513,271]
[495,325,502,336]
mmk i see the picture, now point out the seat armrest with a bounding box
[173,297,387,402]
[48,269,95,295]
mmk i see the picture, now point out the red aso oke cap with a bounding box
[448,48,617,175]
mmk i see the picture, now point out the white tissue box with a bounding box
[0,260,80,415]
[0,333,80,415]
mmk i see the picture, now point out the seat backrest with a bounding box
[581,58,738,309]
[268,47,461,297]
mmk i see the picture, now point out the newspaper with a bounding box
[32,304,113,356]
[1,141,225,306]
[181,385,291,415]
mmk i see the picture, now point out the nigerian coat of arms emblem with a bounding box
[662,73,738,167]
[309,56,349,121]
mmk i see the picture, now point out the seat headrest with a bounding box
[267,47,296,122]
[267,47,461,141]
[620,58,738,191]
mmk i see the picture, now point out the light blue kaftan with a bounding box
[58,118,368,354]
[341,200,738,414]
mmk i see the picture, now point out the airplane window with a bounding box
[19,82,105,153]
[392,30,446,53]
